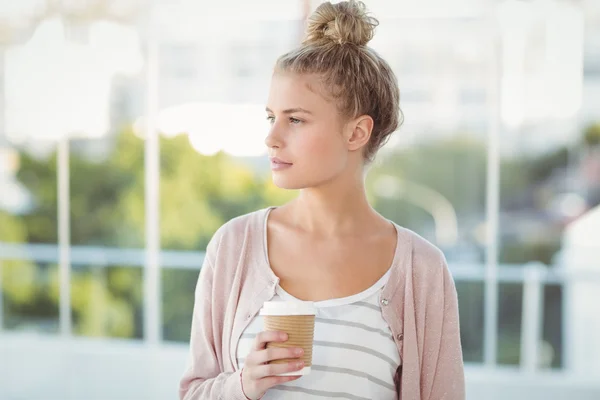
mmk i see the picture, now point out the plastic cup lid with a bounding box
[259,301,316,316]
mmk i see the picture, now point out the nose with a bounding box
[265,125,283,149]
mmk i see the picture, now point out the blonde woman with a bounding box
[179,1,465,399]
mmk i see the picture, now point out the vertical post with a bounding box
[144,8,161,346]
[0,46,4,329]
[484,19,501,367]
[58,137,71,337]
[521,262,544,372]
[562,265,573,373]
[0,47,4,332]
[0,260,3,332]
[0,46,5,142]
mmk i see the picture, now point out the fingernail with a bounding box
[295,348,303,355]
[296,361,304,368]
[280,332,288,340]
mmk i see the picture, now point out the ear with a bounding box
[346,115,373,152]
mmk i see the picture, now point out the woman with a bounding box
[179,1,465,399]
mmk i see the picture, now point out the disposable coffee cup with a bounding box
[260,301,316,376]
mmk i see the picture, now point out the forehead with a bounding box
[267,72,334,111]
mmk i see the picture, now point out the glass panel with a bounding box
[0,143,58,245]
[497,283,523,365]
[71,265,142,339]
[162,268,197,342]
[1,260,59,333]
[1,82,59,332]
[456,281,484,362]
[61,21,146,338]
[542,284,563,369]
[0,19,149,338]
[69,133,145,249]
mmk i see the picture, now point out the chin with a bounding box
[272,175,306,190]
[271,170,334,190]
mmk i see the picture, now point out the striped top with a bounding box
[235,268,400,400]
[179,208,465,400]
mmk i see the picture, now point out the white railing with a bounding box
[2,242,600,373]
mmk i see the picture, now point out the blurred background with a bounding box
[0,0,599,399]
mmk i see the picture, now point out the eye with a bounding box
[289,117,302,124]
[266,115,275,124]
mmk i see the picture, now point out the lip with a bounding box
[269,157,293,171]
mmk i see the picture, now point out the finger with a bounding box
[249,360,305,380]
[246,346,303,367]
[254,347,304,365]
[252,331,288,351]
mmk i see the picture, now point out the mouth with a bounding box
[269,157,293,171]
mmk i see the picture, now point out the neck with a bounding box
[289,165,378,235]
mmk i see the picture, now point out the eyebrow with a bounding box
[265,107,313,115]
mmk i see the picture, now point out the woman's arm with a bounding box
[178,251,248,400]
[421,257,465,400]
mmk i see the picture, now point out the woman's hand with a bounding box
[241,331,305,400]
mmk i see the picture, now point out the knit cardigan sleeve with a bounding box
[178,232,249,400]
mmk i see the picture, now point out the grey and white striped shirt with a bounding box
[235,268,400,400]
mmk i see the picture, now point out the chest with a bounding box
[267,233,396,301]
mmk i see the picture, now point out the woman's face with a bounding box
[265,72,359,190]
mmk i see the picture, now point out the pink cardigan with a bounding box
[179,208,465,400]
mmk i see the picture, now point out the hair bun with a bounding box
[303,1,378,47]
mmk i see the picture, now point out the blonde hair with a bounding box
[275,0,403,162]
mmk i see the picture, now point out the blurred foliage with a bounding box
[0,212,28,242]
[583,123,600,147]
[0,128,294,339]
[1,261,58,332]
[527,147,569,183]
[369,135,487,230]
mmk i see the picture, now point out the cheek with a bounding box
[297,127,345,160]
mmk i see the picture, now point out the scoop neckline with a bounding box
[275,266,391,308]
[260,206,401,305]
